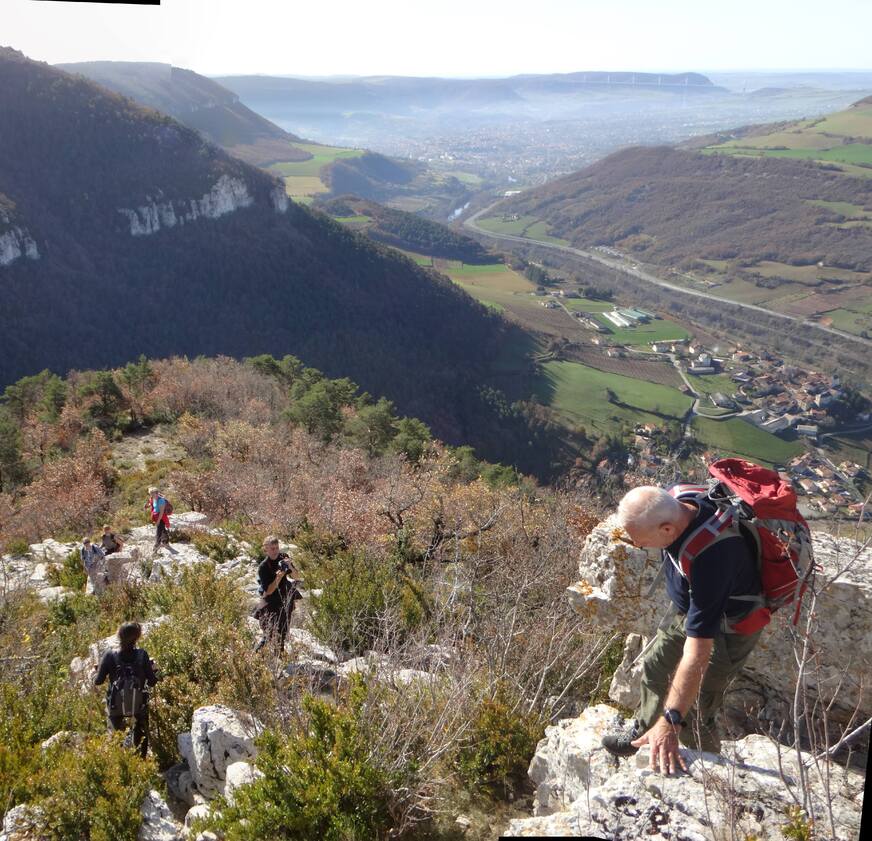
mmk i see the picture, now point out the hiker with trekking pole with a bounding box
[93,622,160,758]
[600,458,816,776]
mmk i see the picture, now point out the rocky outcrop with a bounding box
[179,705,263,799]
[117,174,271,237]
[506,703,865,840]
[0,226,39,267]
[569,517,872,729]
[0,804,41,841]
[138,790,184,841]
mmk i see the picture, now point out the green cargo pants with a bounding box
[635,611,763,753]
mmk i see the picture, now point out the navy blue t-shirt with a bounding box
[663,498,761,638]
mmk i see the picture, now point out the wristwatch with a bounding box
[663,708,686,727]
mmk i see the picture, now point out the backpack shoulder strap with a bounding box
[672,504,740,578]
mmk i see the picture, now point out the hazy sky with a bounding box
[7,0,872,78]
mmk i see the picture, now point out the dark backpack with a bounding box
[159,496,173,517]
[107,650,148,718]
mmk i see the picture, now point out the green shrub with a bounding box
[46,549,87,591]
[453,691,544,798]
[143,566,272,768]
[305,548,424,656]
[4,537,31,556]
[33,735,156,841]
[190,531,237,563]
[195,693,395,841]
[781,806,814,841]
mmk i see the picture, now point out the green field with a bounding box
[702,103,872,177]
[534,360,692,434]
[805,200,872,219]
[476,215,569,245]
[269,144,364,177]
[691,417,804,466]
[333,214,372,225]
[591,313,690,345]
[824,308,872,336]
[686,372,738,397]
[269,144,365,200]
[440,261,535,294]
[562,297,616,313]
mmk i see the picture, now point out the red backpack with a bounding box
[667,458,817,635]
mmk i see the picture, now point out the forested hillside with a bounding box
[56,60,311,167]
[0,47,564,478]
[498,144,872,271]
[321,196,492,262]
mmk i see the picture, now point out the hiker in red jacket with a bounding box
[146,486,171,551]
[601,484,764,773]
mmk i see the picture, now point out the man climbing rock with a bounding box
[601,484,764,774]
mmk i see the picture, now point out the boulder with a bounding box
[138,790,184,841]
[28,538,77,563]
[185,705,264,798]
[0,804,42,841]
[183,804,211,831]
[570,518,872,729]
[39,731,83,753]
[36,585,73,604]
[165,761,204,808]
[337,654,437,687]
[169,511,209,529]
[285,628,338,664]
[505,703,865,840]
[223,760,264,805]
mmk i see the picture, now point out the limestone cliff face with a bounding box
[568,517,872,731]
[0,210,39,266]
[116,174,289,237]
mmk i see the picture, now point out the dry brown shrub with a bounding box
[146,357,283,423]
[10,429,112,541]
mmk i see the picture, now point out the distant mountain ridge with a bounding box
[216,70,724,118]
[0,46,540,470]
[56,60,311,167]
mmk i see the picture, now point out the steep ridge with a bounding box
[55,60,311,167]
[0,47,527,463]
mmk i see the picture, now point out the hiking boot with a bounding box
[601,720,643,757]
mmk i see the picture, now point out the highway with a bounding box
[464,203,872,350]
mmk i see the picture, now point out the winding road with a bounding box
[464,203,872,350]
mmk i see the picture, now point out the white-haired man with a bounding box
[601,485,763,775]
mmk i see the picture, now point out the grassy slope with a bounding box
[692,416,804,466]
[534,360,692,435]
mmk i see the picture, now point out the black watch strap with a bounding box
[663,708,686,727]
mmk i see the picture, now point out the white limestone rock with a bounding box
[223,760,264,805]
[165,761,204,808]
[28,538,78,563]
[118,176,253,237]
[186,705,264,798]
[39,731,83,753]
[0,226,39,267]
[571,519,872,727]
[608,633,648,710]
[337,653,437,687]
[36,585,73,604]
[526,704,624,816]
[138,790,184,841]
[506,702,864,841]
[0,804,42,841]
[183,804,211,831]
[285,628,338,664]
[170,512,210,529]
